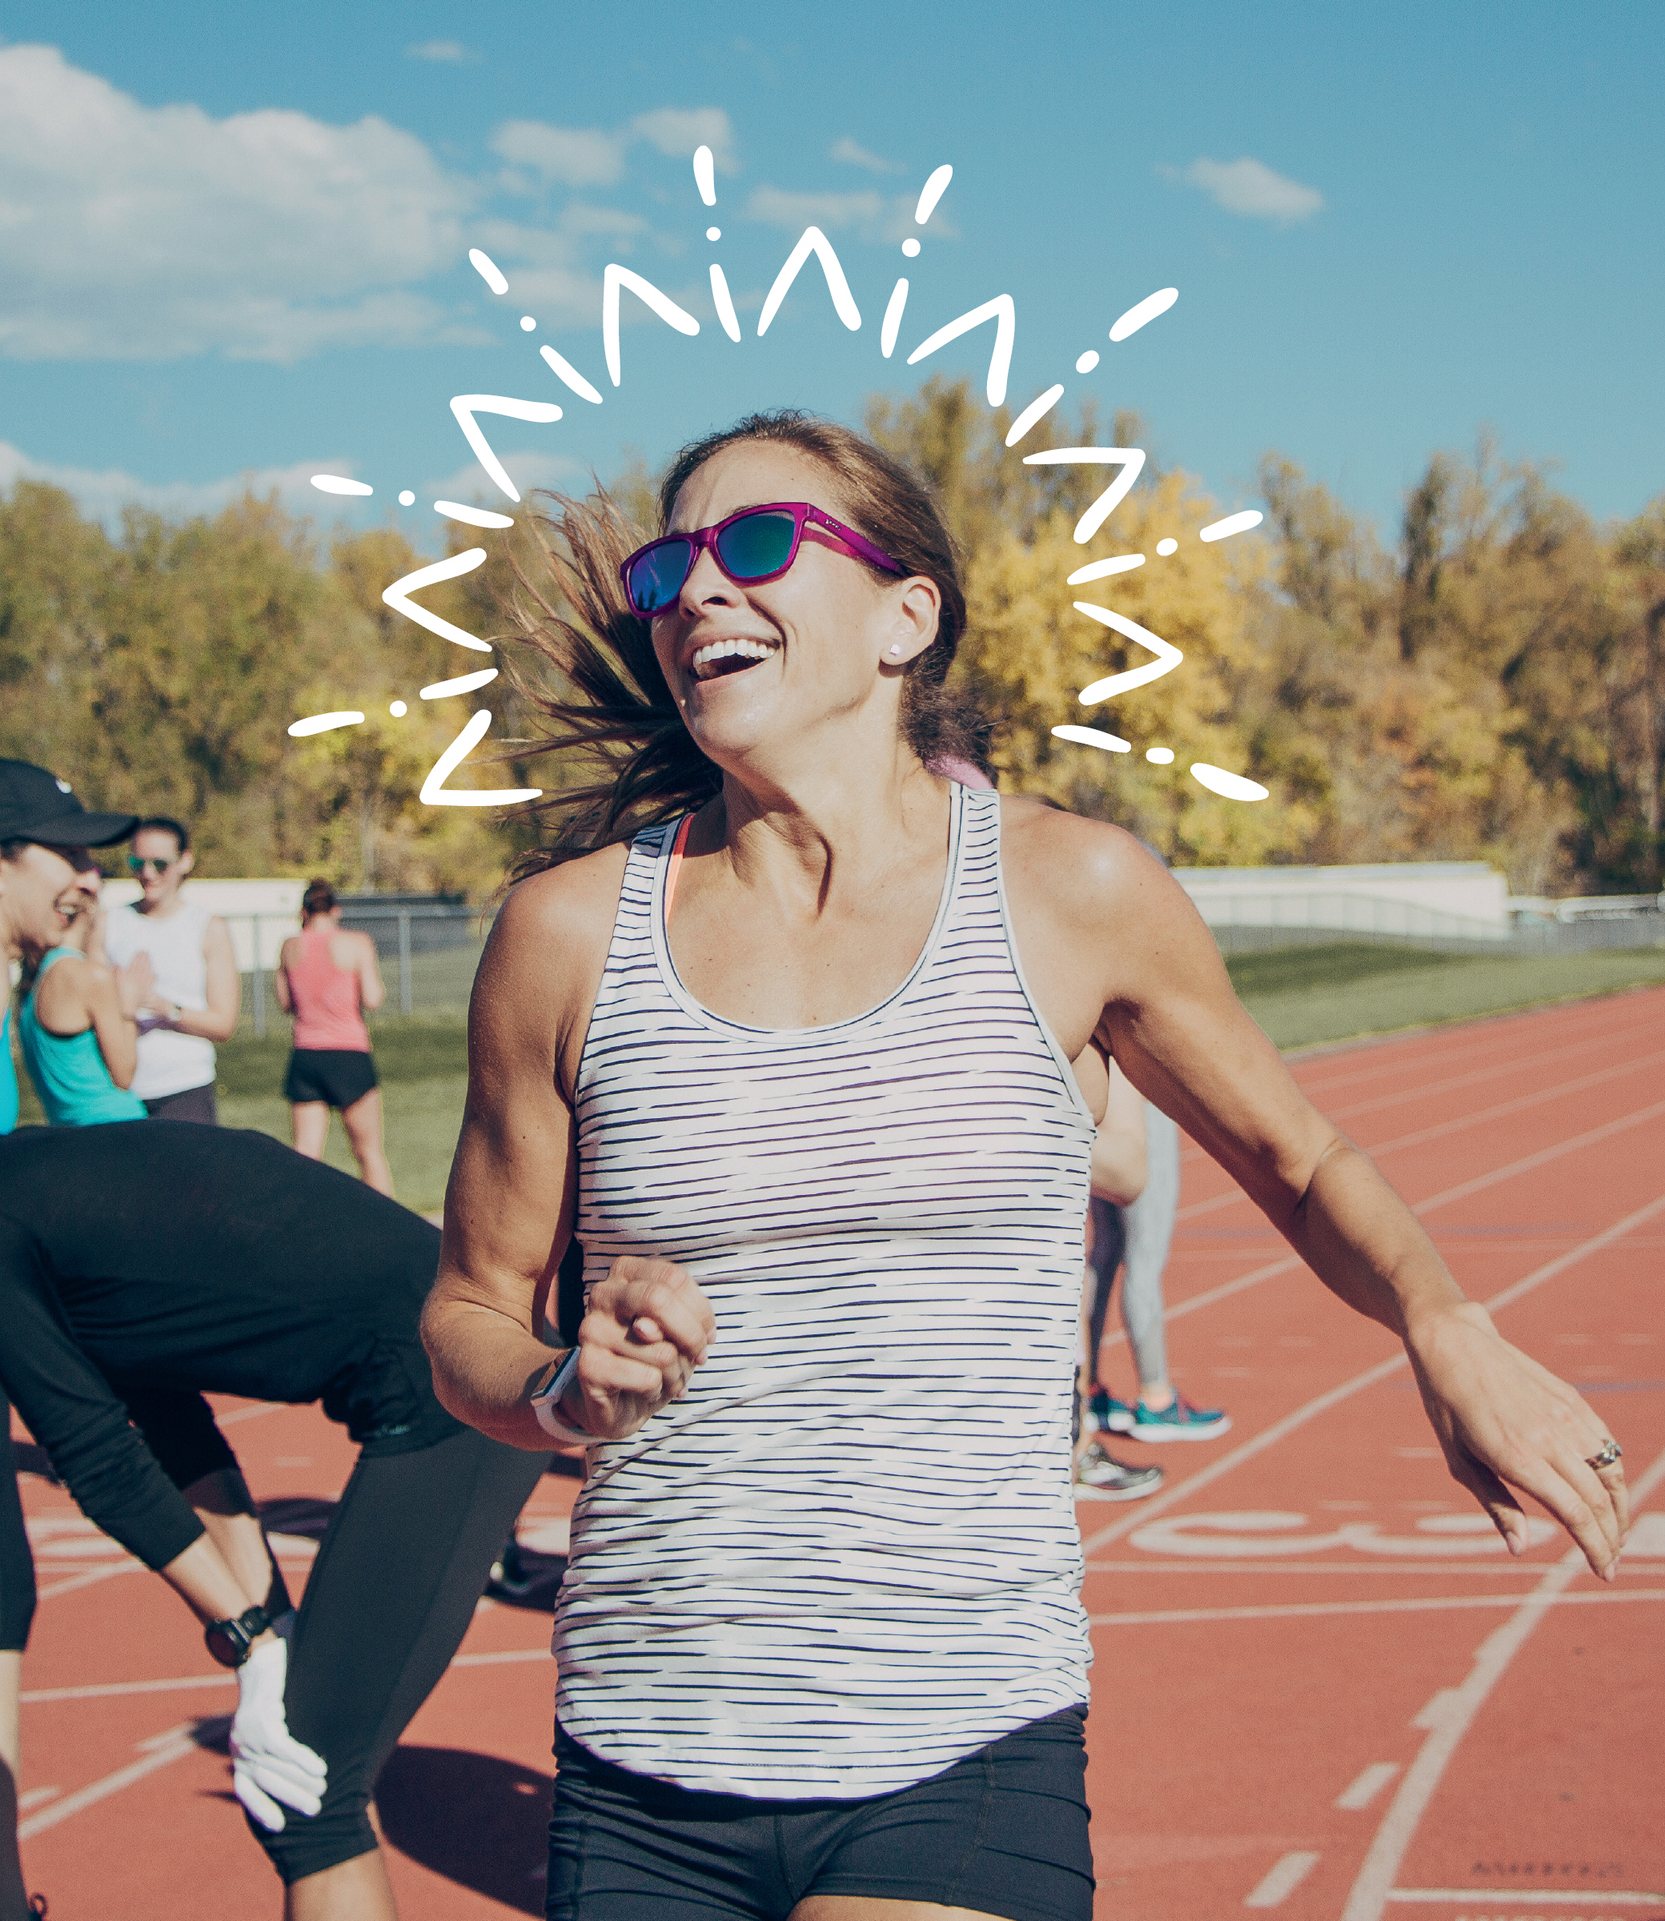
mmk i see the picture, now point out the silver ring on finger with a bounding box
[1585,1438,1622,1471]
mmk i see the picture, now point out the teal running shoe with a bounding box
[1126,1394,1231,1442]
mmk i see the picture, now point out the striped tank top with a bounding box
[554,783,1097,1798]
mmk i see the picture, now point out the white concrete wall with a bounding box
[1171,862,1511,938]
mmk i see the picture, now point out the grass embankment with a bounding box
[12,939,1665,1212]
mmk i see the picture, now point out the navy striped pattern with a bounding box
[554,785,1097,1797]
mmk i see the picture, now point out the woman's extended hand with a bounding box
[564,1256,716,1441]
[114,952,156,1020]
[1405,1299,1629,1580]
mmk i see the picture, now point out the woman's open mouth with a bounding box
[691,638,780,683]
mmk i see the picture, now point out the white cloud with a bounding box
[1174,156,1324,223]
[0,43,479,361]
[0,440,345,526]
[489,108,736,189]
[745,185,921,245]
[406,40,478,64]
[492,121,624,187]
[830,137,899,175]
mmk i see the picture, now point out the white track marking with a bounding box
[17,1787,59,1811]
[21,1674,233,1705]
[1246,1851,1321,1906]
[1337,1444,1665,1921]
[215,1401,289,1427]
[1086,1589,1664,1627]
[1175,1058,1665,1226]
[1081,1191,1665,1555]
[18,1721,210,1839]
[36,1562,140,1603]
[1336,1764,1401,1810]
[1386,1894,1665,1906]
[451,1647,554,1668]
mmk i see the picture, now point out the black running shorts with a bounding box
[283,1048,378,1110]
[545,1705,1094,1921]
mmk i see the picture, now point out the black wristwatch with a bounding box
[205,1604,272,1669]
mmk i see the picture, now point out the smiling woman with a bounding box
[421,410,1629,1921]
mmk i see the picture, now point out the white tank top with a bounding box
[553,784,1096,1797]
[103,898,216,1099]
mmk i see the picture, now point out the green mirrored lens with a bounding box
[716,511,796,581]
[630,539,693,613]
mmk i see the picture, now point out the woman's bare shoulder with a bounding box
[998,795,1163,917]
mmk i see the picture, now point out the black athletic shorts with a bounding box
[545,1705,1094,1921]
[283,1048,378,1110]
[143,1083,218,1124]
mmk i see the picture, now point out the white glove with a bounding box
[230,1636,328,1832]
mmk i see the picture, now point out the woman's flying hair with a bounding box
[500,409,993,881]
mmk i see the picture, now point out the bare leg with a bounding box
[0,1651,28,1921]
[291,1102,330,1161]
[284,1846,397,1921]
[339,1088,393,1197]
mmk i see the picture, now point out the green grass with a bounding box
[1222,941,1486,997]
[1236,945,1665,1051]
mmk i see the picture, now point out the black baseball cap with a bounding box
[0,760,139,849]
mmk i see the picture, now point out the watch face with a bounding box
[205,1623,243,1668]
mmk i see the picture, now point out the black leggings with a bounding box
[260,1426,549,1884]
[0,1393,35,1654]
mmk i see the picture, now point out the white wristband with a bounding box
[530,1348,589,1445]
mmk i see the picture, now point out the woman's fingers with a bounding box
[1441,1446,1530,1555]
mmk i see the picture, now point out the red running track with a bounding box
[13,986,1665,1918]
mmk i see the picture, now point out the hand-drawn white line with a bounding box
[309,474,373,497]
[469,248,509,295]
[1110,286,1178,340]
[19,1722,206,1840]
[902,237,921,258]
[1200,509,1264,542]
[880,279,909,358]
[398,489,416,506]
[540,344,604,405]
[1156,536,1179,555]
[420,709,541,807]
[908,294,1016,405]
[1192,763,1269,801]
[436,500,515,529]
[520,315,536,331]
[707,226,720,241]
[604,264,700,385]
[710,265,743,342]
[1075,604,1183,701]
[914,164,953,225]
[390,700,407,716]
[1006,385,1065,448]
[1067,553,1145,585]
[448,396,563,502]
[382,548,493,652]
[1023,447,1146,543]
[757,228,863,336]
[1146,746,1175,763]
[1051,724,1131,753]
[287,711,365,737]
[1075,349,1100,373]
[421,666,499,700]
[693,144,717,206]
[1246,1852,1320,1909]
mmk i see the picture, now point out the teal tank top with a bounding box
[0,1005,17,1134]
[19,949,149,1127]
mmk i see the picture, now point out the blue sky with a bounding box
[1,1,1659,552]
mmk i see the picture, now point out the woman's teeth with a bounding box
[691,638,779,682]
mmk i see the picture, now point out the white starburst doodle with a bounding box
[294,144,1268,806]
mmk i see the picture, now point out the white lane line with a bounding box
[1246,1851,1321,1907]
[1086,1590,1665,1628]
[452,1647,553,1668]
[17,1787,60,1811]
[215,1401,288,1427]
[1337,1443,1665,1921]
[18,1721,209,1839]
[1324,1030,1639,1128]
[21,1673,233,1705]
[36,1562,141,1603]
[1081,1190,1665,1555]
[1335,1763,1401,1811]
[1386,1893,1665,1906]
[1175,1083,1665,1230]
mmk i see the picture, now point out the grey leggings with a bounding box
[1087,1102,1180,1390]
